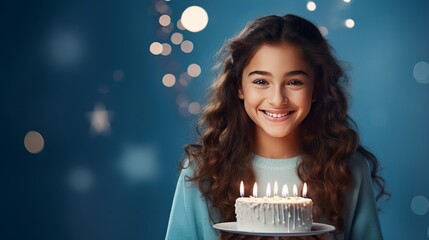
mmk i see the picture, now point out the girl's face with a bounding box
[239,42,314,142]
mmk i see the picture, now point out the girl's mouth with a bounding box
[262,110,293,118]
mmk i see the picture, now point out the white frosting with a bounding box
[235,196,313,232]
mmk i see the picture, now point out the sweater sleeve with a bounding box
[165,164,219,240]
[343,154,383,240]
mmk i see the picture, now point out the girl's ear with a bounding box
[238,88,244,99]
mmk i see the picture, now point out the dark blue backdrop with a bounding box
[2,0,429,239]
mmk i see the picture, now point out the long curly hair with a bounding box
[183,14,389,233]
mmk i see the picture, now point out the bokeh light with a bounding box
[188,102,201,115]
[307,1,317,11]
[176,94,189,108]
[46,30,83,68]
[159,14,171,27]
[319,26,328,37]
[345,18,355,28]
[156,28,169,40]
[162,24,174,34]
[181,40,194,53]
[154,1,169,14]
[162,73,176,87]
[411,195,429,215]
[187,63,201,77]
[179,72,192,87]
[149,42,163,55]
[161,43,172,56]
[413,61,429,84]
[179,72,192,86]
[24,131,45,154]
[180,6,209,32]
[119,145,159,182]
[88,103,112,135]
[177,19,186,30]
[68,167,94,192]
[113,69,124,81]
[171,32,183,45]
[343,0,352,3]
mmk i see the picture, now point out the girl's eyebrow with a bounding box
[248,70,309,77]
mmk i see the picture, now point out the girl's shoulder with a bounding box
[346,151,371,180]
[180,158,200,178]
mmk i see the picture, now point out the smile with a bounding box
[262,110,292,118]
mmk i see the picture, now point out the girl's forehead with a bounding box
[243,43,314,77]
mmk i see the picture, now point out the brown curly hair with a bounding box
[183,14,389,234]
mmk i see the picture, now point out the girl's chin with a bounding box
[262,130,292,139]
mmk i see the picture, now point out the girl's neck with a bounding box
[254,128,302,159]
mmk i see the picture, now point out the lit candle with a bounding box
[282,184,289,197]
[266,182,271,197]
[240,181,244,197]
[293,184,298,197]
[274,181,278,196]
[253,182,258,198]
[303,182,308,198]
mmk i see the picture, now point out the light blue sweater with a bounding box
[165,153,383,240]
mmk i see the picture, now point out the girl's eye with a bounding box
[288,80,303,86]
[253,79,268,85]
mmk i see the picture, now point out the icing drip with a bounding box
[262,205,267,223]
[287,205,291,232]
[235,197,312,232]
[276,204,280,223]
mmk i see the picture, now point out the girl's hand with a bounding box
[219,233,332,240]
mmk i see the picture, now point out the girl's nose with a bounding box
[269,87,288,106]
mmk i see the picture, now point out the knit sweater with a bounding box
[165,153,383,240]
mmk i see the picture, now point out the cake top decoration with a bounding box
[240,181,308,198]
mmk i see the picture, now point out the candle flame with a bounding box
[282,184,289,197]
[240,181,244,197]
[266,182,271,197]
[303,182,308,197]
[274,181,278,196]
[253,182,258,197]
[293,184,298,196]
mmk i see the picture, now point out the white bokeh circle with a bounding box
[181,6,209,32]
[345,19,355,28]
[413,61,429,84]
[307,1,316,11]
[411,195,429,215]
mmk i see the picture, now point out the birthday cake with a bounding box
[235,196,313,233]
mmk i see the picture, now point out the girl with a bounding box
[166,14,388,240]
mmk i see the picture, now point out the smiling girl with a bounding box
[166,14,388,240]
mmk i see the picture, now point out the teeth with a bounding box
[265,111,288,118]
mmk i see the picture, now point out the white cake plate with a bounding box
[213,222,335,238]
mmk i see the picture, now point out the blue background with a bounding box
[2,0,429,239]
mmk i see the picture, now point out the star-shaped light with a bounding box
[87,103,112,135]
